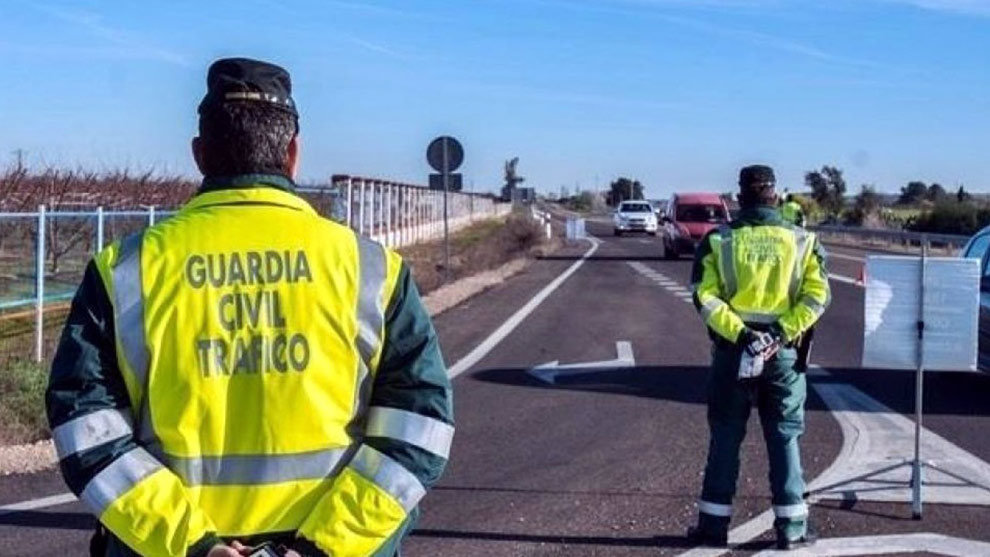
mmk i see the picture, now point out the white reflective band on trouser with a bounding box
[773,503,809,518]
[349,445,426,513]
[80,447,162,515]
[365,406,454,459]
[698,500,732,517]
[52,408,134,460]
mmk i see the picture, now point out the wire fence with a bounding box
[0,176,509,363]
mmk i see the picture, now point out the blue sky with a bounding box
[1,0,988,198]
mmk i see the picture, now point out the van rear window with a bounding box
[677,204,726,223]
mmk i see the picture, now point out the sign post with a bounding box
[426,136,464,283]
[809,244,980,518]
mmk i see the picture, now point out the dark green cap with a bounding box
[198,57,297,117]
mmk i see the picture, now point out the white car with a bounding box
[613,200,658,236]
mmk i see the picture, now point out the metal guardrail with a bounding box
[2,179,509,363]
[809,225,969,250]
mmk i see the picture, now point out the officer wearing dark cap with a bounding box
[686,165,830,549]
[48,58,453,557]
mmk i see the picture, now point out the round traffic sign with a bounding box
[427,136,464,173]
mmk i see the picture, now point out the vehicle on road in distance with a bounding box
[613,200,658,236]
[961,226,990,372]
[660,192,729,259]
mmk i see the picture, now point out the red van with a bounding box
[660,192,730,259]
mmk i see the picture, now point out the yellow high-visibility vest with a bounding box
[694,221,830,343]
[90,186,410,552]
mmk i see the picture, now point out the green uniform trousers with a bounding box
[697,345,808,539]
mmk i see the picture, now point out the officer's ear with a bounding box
[191,137,207,176]
[287,134,300,181]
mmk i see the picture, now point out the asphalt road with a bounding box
[2,220,988,556]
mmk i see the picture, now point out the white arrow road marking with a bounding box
[527,341,635,385]
[751,533,990,556]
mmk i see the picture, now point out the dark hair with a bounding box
[198,102,298,178]
[738,184,777,208]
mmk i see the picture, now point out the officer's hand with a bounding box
[737,328,759,350]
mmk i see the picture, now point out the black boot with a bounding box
[776,525,818,550]
[686,526,728,548]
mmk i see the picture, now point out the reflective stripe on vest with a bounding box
[717,225,737,298]
[737,311,779,325]
[112,231,158,449]
[114,232,149,387]
[52,408,134,460]
[700,297,725,323]
[349,445,426,513]
[164,448,349,486]
[80,447,162,515]
[347,236,388,440]
[789,229,811,303]
[365,406,454,459]
[799,294,827,317]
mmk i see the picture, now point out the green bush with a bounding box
[907,201,990,236]
[0,359,49,444]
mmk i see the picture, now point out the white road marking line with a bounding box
[448,237,601,379]
[828,273,860,286]
[0,492,77,515]
[751,533,990,557]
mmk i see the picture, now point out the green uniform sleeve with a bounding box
[46,262,221,557]
[777,235,831,341]
[296,263,453,557]
[691,231,747,343]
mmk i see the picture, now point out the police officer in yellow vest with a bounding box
[781,194,806,227]
[46,58,454,557]
[686,165,830,550]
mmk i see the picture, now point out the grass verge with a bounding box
[0,359,49,445]
[400,212,556,295]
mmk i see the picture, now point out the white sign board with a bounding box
[863,256,979,372]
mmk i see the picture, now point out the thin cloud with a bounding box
[881,0,990,16]
[33,4,187,66]
[541,0,880,68]
[338,33,405,59]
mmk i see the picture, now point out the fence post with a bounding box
[96,206,105,252]
[359,180,366,236]
[346,178,353,228]
[148,206,156,226]
[35,204,46,363]
[385,184,393,247]
[376,182,384,243]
